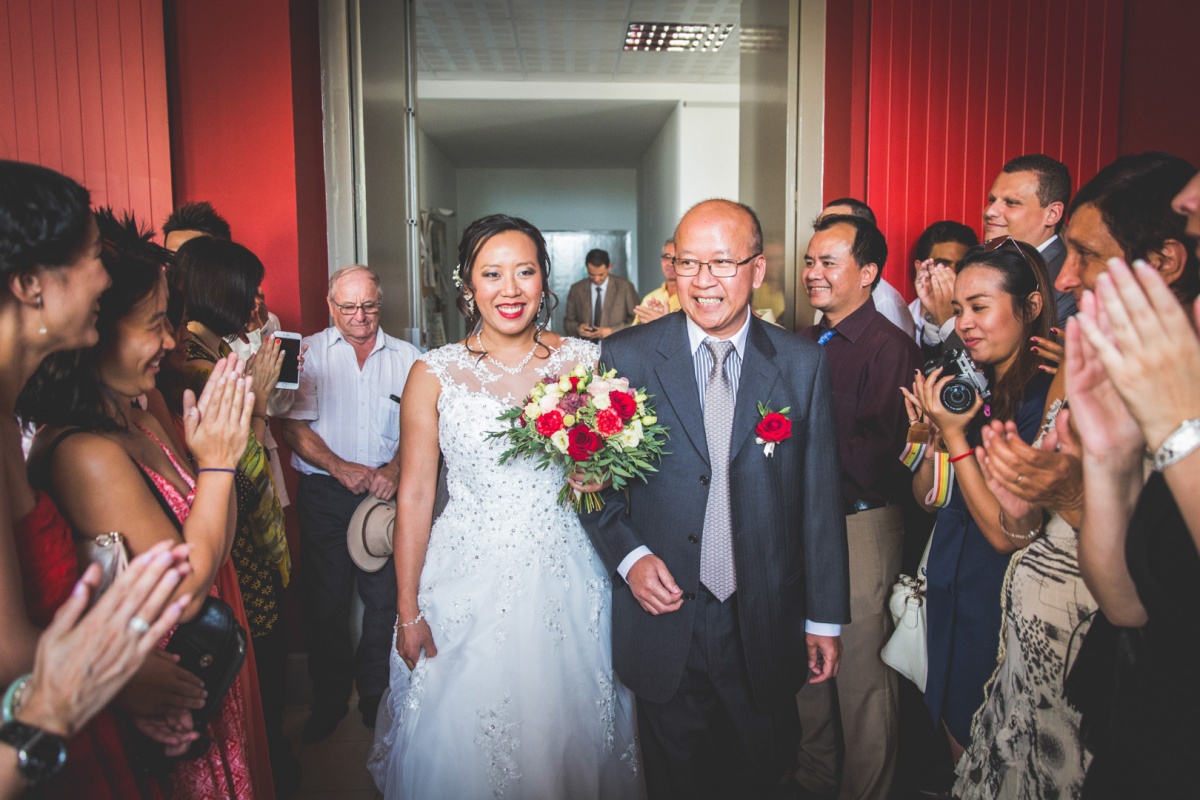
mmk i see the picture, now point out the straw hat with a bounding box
[347,496,395,572]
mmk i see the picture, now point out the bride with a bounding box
[368,214,642,799]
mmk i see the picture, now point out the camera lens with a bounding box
[941,381,976,413]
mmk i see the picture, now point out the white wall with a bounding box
[678,102,740,210]
[637,101,740,292]
[638,105,681,293]
[418,130,461,341]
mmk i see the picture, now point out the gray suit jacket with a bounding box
[580,311,850,707]
[562,275,639,336]
[1041,236,1077,323]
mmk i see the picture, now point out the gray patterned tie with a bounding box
[700,338,737,601]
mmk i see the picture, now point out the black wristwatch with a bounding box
[0,720,67,786]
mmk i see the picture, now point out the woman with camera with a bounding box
[902,238,1056,765]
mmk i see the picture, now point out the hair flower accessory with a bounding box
[755,401,792,457]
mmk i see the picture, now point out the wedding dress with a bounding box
[368,338,642,800]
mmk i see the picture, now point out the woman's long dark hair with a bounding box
[455,214,558,358]
[956,241,1056,423]
[17,208,170,432]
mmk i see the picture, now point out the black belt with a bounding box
[845,498,890,515]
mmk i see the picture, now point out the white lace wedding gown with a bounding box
[368,338,642,800]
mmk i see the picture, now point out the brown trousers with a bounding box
[795,504,904,800]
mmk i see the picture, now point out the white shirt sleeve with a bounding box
[616,546,653,582]
[804,621,842,637]
[873,280,916,339]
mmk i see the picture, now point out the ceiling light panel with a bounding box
[624,22,734,52]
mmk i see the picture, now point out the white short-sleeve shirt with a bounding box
[282,326,421,475]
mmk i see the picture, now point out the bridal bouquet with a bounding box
[489,364,669,512]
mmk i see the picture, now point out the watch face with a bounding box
[19,729,67,782]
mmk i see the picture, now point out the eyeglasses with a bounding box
[333,301,381,316]
[672,253,761,278]
[983,236,1040,276]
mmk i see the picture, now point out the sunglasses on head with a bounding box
[983,235,1039,275]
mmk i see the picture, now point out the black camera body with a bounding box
[923,345,991,413]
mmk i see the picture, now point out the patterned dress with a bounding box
[955,399,1096,798]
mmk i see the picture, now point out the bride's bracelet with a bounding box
[395,612,425,630]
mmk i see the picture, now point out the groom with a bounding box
[582,199,850,797]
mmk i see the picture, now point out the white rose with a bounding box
[539,393,560,414]
[550,429,570,454]
[592,392,611,411]
[524,401,541,419]
[617,421,644,449]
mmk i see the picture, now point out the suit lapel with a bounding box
[654,314,709,465]
[730,318,780,461]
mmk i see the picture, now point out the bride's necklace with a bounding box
[475,332,538,376]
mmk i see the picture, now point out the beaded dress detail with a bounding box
[368,339,641,799]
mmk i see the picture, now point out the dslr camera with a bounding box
[923,342,991,414]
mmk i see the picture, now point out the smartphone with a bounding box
[272,331,301,390]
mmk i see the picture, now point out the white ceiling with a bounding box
[414,1,741,168]
[415,0,742,83]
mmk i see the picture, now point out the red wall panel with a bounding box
[849,0,1124,301]
[165,0,328,337]
[0,0,173,231]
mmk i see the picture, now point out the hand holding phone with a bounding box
[272,332,302,390]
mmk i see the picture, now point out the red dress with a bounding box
[135,425,273,800]
[14,490,164,799]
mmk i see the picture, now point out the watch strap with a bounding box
[0,720,68,785]
[1153,418,1200,472]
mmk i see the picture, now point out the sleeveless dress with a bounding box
[368,339,642,800]
[924,372,1053,745]
[955,399,1097,799]
[133,424,266,800]
[14,491,164,799]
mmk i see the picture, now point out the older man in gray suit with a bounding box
[581,199,850,799]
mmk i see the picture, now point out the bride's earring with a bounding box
[35,295,46,335]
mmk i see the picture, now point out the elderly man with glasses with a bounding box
[280,265,421,742]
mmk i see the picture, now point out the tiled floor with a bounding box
[282,694,382,800]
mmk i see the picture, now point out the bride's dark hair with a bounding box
[455,214,558,359]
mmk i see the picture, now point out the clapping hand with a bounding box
[634,297,669,324]
[246,336,284,401]
[18,542,193,738]
[184,355,253,470]
[915,260,956,326]
[1030,329,1064,375]
[976,414,1083,522]
[1074,258,1200,451]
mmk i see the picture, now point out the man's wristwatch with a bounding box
[0,720,68,786]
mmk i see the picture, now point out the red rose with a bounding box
[609,390,637,420]
[569,376,580,390]
[595,408,624,437]
[756,412,792,443]
[566,425,602,461]
[535,410,564,437]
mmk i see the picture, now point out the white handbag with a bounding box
[881,530,932,691]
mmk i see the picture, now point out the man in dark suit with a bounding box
[562,247,638,338]
[581,199,850,798]
[983,154,1076,322]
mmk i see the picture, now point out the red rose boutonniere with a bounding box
[755,401,792,457]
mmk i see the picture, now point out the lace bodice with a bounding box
[417,338,601,587]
